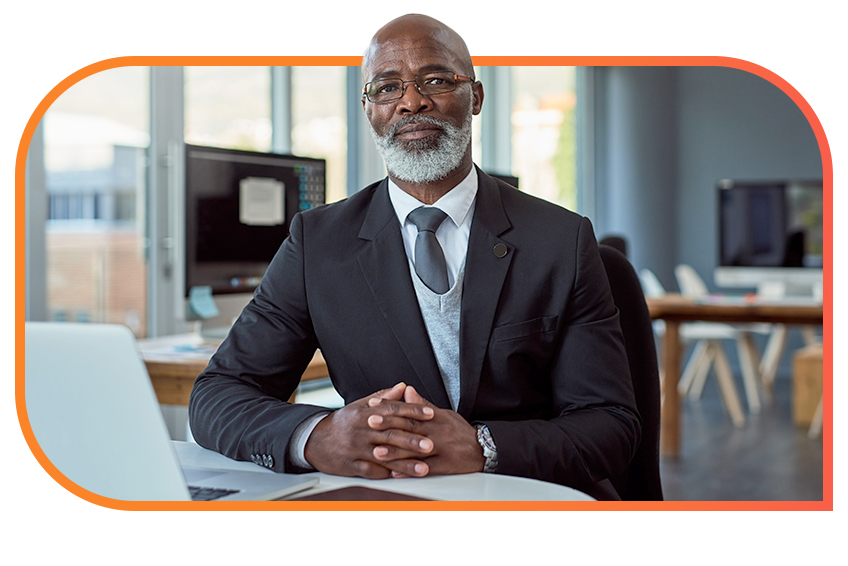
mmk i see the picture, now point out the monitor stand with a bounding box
[186,292,253,342]
[197,322,231,341]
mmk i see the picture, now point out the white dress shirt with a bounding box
[288,168,479,469]
[388,166,478,288]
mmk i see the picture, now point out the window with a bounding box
[42,66,149,335]
[28,63,584,336]
[185,66,272,151]
[291,67,347,203]
[511,67,577,210]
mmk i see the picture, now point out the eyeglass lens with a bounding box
[366,72,458,102]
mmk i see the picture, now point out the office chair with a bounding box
[639,268,748,423]
[599,235,628,258]
[599,245,663,501]
[674,264,770,415]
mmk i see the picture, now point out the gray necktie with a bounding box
[408,207,450,294]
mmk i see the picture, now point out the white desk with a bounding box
[173,441,595,502]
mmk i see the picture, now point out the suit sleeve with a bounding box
[483,217,641,496]
[188,212,328,473]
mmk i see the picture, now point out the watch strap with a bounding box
[474,423,498,473]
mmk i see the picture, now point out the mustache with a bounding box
[387,115,449,138]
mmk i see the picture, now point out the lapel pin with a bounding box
[493,243,508,258]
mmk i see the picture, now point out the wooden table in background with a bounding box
[645,294,824,459]
[139,335,328,405]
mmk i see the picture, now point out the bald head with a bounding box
[362,14,475,82]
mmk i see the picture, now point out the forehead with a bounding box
[363,36,465,81]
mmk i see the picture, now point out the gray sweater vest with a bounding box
[408,260,464,411]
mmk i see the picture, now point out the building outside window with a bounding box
[42,67,149,334]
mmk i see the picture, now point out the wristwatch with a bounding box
[474,423,498,473]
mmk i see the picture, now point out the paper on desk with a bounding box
[141,343,218,359]
[239,176,284,226]
[189,285,220,319]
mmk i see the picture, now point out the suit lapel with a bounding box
[356,181,451,409]
[457,170,513,418]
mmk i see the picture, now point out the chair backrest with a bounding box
[675,263,709,297]
[599,234,628,258]
[639,268,666,298]
[599,245,663,501]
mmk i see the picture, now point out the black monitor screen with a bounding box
[718,180,823,269]
[185,144,326,296]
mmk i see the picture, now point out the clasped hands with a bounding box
[303,382,485,479]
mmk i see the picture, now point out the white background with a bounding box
[4,1,843,562]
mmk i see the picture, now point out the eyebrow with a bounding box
[368,64,456,82]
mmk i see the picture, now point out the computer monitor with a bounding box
[184,144,326,302]
[714,179,823,296]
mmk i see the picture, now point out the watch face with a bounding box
[477,425,497,451]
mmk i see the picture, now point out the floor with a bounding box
[659,375,824,501]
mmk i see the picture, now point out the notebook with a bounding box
[24,322,318,502]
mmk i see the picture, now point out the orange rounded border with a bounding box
[15,55,833,512]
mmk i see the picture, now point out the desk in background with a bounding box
[138,334,329,405]
[646,294,824,459]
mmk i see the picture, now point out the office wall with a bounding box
[675,66,823,290]
[591,65,822,292]
[590,65,823,377]
[591,66,679,287]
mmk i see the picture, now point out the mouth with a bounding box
[393,122,444,141]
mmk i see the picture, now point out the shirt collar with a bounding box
[388,167,478,228]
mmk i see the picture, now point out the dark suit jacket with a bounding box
[189,169,641,500]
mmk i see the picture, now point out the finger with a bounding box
[372,440,433,462]
[369,427,434,454]
[368,401,434,422]
[350,459,393,480]
[368,382,407,404]
[376,458,430,478]
[403,385,435,407]
[366,413,432,435]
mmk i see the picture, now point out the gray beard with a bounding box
[368,101,474,184]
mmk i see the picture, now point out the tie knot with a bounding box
[408,207,448,233]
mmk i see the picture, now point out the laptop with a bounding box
[24,322,318,502]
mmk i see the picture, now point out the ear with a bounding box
[471,81,484,116]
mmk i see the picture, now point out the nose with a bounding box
[395,82,432,115]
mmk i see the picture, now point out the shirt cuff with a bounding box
[288,411,331,470]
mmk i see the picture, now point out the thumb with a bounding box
[403,385,434,406]
[366,382,406,406]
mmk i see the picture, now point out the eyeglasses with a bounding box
[363,71,474,103]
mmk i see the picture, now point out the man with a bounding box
[189,14,640,500]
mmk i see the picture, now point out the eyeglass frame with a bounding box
[362,72,475,103]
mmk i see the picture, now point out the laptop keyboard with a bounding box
[188,485,241,501]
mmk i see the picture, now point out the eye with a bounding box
[375,81,399,94]
[422,76,447,86]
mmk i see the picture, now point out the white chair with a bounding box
[674,264,775,417]
[639,268,746,427]
[758,323,819,401]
